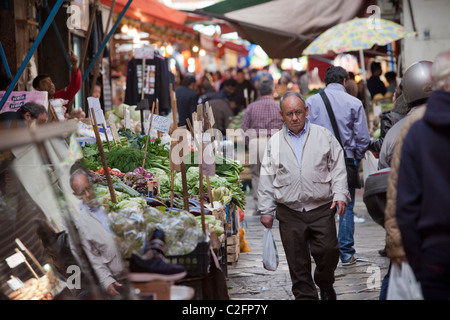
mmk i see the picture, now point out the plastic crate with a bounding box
[166,241,210,277]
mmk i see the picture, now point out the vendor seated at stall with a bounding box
[17,102,48,125]
[0,102,47,129]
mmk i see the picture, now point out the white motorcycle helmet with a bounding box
[402,60,433,104]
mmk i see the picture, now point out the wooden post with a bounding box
[187,118,214,208]
[108,121,119,147]
[15,238,45,276]
[187,118,206,234]
[47,103,59,123]
[138,57,147,135]
[123,104,127,131]
[179,137,190,211]
[101,123,111,150]
[91,111,117,204]
[15,249,39,279]
[170,84,177,131]
[142,101,156,169]
[156,99,162,140]
[169,165,175,208]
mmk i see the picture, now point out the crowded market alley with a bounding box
[1,0,450,307]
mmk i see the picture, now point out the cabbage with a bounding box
[134,167,154,179]
[115,103,129,118]
[129,105,141,121]
[116,197,146,210]
[107,113,118,124]
[94,187,109,199]
[149,168,170,195]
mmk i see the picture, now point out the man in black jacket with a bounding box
[396,51,450,300]
[175,75,198,128]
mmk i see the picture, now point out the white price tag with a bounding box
[124,109,131,129]
[87,97,106,126]
[6,252,25,268]
[150,114,170,132]
[135,46,154,60]
[7,277,24,291]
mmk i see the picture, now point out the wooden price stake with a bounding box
[15,238,45,276]
[123,104,127,132]
[91,111,117,204]
[169,144,175,208]
[168,86,189,211]
[170,83,177,133]
[108,120,120,147]
[155,99,162,140]
[14,249,39,279]
[47,103,59,123]
[179,135,190,212]
[142,101,156,169]
[202,103,216,208]
[187,115,207,235]
[101,123,111,150]
[169,84,177,208]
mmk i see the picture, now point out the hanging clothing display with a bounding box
[124,55,173,116]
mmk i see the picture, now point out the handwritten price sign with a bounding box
[149,114,170,132]
[87,97,106,126]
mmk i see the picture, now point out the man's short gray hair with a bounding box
[432,51,450,91]
[279,91,306,109]
[258,79,274,96]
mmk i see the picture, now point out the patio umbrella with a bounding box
[302,17,416,82]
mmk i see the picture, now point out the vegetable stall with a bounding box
[79,108,246,298]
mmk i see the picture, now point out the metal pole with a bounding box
[82,0,133,83]
[0,42,12,78]
[0,0,65,110]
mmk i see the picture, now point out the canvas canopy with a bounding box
[194,0,372,58]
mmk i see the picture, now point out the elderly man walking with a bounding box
[258,91,349,300]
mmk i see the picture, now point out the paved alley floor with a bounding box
[226,188,390,300]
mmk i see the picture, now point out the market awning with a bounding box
[100,0,194,33]
[193,0,374,59]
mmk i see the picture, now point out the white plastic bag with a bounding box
[387,262,424,300]
[262,228,279,271]
[362,150,379,182]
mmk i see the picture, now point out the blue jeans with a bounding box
[379,263,391,300]
[338,188,356,263]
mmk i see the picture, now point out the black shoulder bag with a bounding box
[319,91,361,189]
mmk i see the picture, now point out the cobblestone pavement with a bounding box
[226,189,390,300]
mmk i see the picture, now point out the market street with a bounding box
[226,188,390,300]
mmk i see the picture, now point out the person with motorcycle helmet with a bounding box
[379,60,433,299]
[395,51,450,299]
[378,60,434,169]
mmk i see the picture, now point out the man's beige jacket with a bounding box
[258,120,350,216]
